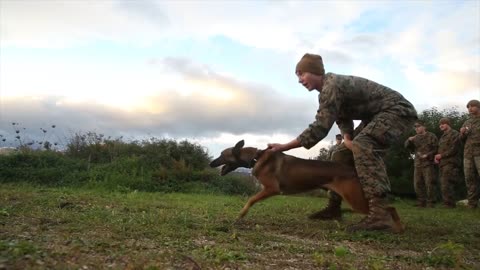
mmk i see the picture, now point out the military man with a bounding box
[434,118,461,208]
[404,120,438,207]
[460,99,480,209]
[328,134,343,160]
[310,133,353,220]
[267,53,418,232]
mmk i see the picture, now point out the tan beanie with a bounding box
[439,117,451,126]
[295,53,325,76]
[466,99,480,108]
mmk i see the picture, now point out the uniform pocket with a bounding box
[362,114,408,146]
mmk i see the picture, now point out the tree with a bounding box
[316,147,331,161]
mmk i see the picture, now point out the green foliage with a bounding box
[1,184,479,269]
[0,151,88,186]
[317,147,331,161]
[64,132,209,170]
[0,132,257,195]
[0,240,38,260]
[425,241,465,268]
[334,245,350,257]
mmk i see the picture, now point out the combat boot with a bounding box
[346,197,398,233]
[466,203,478,209]
[308,195,342,220]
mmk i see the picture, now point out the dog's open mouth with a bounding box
[220,163,240,176]
[220,164,231,176]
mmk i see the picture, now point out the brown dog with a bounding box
[210,140,404,233]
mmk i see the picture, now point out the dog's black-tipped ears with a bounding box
[233,140,244,158]
[234,140,245,149]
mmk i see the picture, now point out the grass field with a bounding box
[1,183,479,269]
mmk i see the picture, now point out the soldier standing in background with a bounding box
[267,53,418,232]
[434,118,462,208]
[460,99,480,209]
[328,134,343,160]
[405,120,438,207]
[310,133,353,220]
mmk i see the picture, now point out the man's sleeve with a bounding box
[404,138,414,149]
[441,131,460,158]
[297,90,337,149]
[426,133,438,159]
[337,119,354,137]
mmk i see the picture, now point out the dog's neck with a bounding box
[239,147,267,168]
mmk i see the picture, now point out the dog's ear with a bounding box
[232,140,244,158]
[234,140,245,149]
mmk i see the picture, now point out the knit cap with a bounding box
[466,99,480,108]
[439,117,451,126]
[295,53,325,76]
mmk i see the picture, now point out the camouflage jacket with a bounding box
[328,143,341,160]
[404,132,438,167]
[461,115,480,158]
[437,129,461,167]
[297,73,417,149]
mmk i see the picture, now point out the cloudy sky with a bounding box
[0,0,479,159]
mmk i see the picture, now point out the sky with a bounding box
[0,0,479,159]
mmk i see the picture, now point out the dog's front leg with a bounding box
[237,187,280,221]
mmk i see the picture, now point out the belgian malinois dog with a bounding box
[210,140,404,233]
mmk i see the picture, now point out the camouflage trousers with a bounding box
[328,144,355,203]
[414,165,437,204]
[464,155,480,207]
[439,163,461,205]
[351,113,416,199]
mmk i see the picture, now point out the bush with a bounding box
[0,150,258,196]
[0,151,87,186]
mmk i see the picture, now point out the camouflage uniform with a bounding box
[404,132,438,206]
[328,143,341,160]
[297,73,417,200]
[437,129,462,206]
[461,115,480,207]
[327,143,354,204]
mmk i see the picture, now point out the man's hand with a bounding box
[267,143,285,152]
[343,134,353,150]
[408,136,416,141]
[460,126,470,135]
[267,139,302,153]
[434,154,442,164]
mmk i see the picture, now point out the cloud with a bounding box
[0,0,168,48]
[0,56,319,142]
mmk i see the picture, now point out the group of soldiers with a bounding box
[325,99,480,211]
[405,99,480,209]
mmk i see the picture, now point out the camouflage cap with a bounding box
[295,53,325,76]
[439,117,451,126]
[466,99,480,108]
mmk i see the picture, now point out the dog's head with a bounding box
[209,140,253,175]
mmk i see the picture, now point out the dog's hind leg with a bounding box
[237,185,280,221]
[386,207,405,233]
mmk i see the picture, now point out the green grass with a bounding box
[1,183,479,269]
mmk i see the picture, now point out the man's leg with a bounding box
[425,165,437,207]
[464,156,480,208]
[347,113,414,232]
[309,190,342,220]
[414,167,427,207]
[440,164,456,208]
[309,144,353,220]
